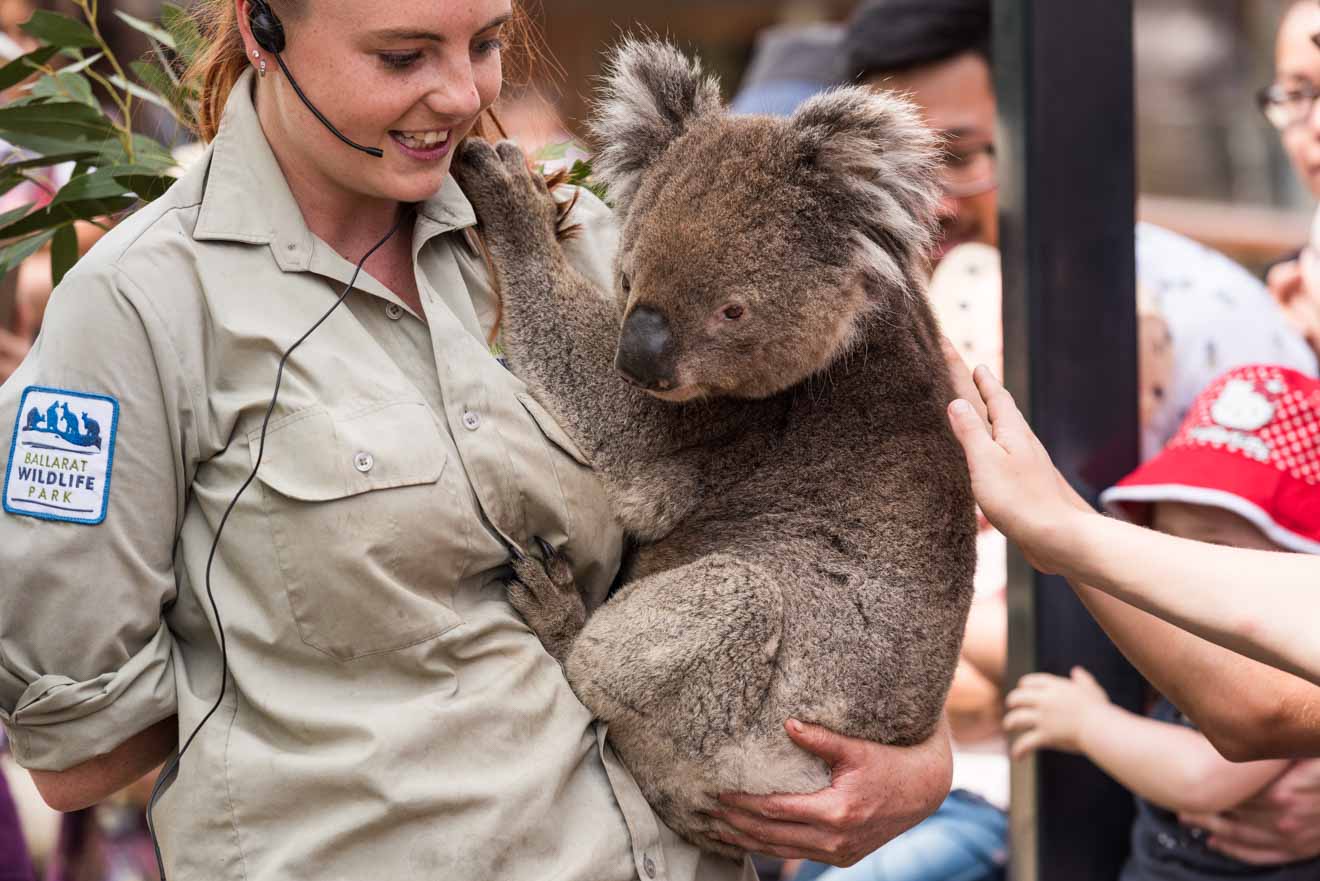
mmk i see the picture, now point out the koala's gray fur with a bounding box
[451,39,976,857]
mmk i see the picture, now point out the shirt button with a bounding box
[462,410,482,431]
[1157,832,1176,850]
[385,303,405,321]
[643,855,656,878]
[353,452,374,473]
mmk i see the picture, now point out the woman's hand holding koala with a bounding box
[1003,668,1111,760]
[706,717,953,866]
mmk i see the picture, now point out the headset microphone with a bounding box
[247,0,385,158]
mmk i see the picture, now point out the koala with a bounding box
[450,40,977,857]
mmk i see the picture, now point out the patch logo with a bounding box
[4,386,118,525]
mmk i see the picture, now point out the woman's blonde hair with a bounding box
[183,0,545,143]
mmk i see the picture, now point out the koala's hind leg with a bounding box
[564,554,830,854]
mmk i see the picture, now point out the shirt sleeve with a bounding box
[0,262,192,771]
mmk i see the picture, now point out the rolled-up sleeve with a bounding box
[0,263,191,771]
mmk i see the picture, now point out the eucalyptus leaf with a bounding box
[108,74,176,118]
[146,44,180,87]
[50,224,76,286]
[0,195,135,240]
[122,134,176,171]
[20,11,99,51]
[161,4,204,66]
[0,46,59,92]
[61,52,104,75]
[0,101,118,137]
[114,10,175,50]
[0,130,109,159]
[31,72,96,108]
[0,174,47,203]
[131,60,177,98]
[534,142,569,162]
[0,152,97,174]
[49,167,136,207]
[0,229,56,275]
[111,170,175,201]
[0,202,34,231]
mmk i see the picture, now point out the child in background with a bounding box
[1005,364,1320,881]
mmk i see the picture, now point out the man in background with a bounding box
[844,0,999,261]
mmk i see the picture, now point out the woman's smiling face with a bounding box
[242,0,512,206]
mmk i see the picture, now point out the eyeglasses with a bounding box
[941,143,997,199]
[1257,80,1320,131]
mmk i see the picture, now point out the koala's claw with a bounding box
[508,538,586,663]
[452,139,558,249]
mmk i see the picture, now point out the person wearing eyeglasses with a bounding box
[842,0,998,264]
[1260,2,1320,363]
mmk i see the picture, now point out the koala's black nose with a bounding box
[615,306,677,391]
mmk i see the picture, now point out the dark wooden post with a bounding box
[995,2,1146,879]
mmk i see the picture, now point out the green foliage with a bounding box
[531,142,610,205]
[0,2,201,279]
[566,158,609,204]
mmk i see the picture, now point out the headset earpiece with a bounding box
[248,0,286,54]
[243,0,383,158]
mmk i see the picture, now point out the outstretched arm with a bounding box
[1005,669,1289,813]
[1071,581,1320,761]
[945,360,1320,692]
[941,347,1320,759]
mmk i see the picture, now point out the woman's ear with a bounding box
[588,38,723,220]
[236,0,262,67]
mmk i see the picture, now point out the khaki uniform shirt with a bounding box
[0,70,753,881]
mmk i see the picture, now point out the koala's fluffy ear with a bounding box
[792,88,943,295]
[589,39,723,218]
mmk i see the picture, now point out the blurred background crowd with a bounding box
[6,1,1320,881]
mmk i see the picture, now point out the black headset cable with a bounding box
[144,209,408,880]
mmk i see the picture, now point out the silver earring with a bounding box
[258,57,267,78]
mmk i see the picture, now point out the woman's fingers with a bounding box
[706,820,833,864]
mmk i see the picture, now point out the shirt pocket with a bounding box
[515,392,622,610]
[250,399,467,661]
[516,393,591,467]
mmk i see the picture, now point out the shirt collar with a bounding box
[193,68,477,271]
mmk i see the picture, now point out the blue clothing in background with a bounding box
[796,790,1007,881]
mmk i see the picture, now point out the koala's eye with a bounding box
[722,304,745,321]
[621,273,632,294]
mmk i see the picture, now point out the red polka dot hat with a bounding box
[1099,364,1320,553]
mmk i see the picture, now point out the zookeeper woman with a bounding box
[0,1,953,877]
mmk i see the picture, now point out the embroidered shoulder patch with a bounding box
[4,386,119,525]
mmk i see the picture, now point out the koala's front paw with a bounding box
[508,537,587,664]
[451,139,560,259]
